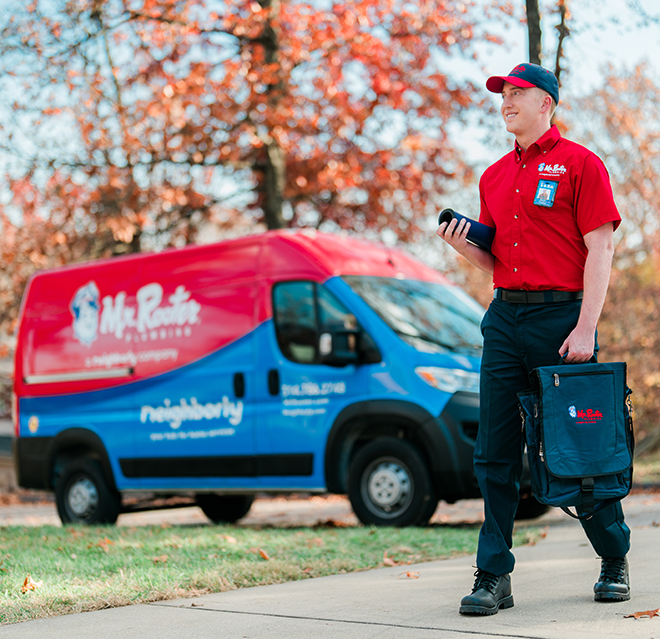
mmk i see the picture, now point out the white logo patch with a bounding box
[539,163,567,175]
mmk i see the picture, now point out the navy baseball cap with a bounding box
[486,63,559,104]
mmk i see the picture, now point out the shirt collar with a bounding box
[514,125,561,162]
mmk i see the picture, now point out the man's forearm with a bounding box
[559,223,615,362]
[576,225,615,333]
[461,243,496,275]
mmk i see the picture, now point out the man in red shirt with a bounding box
[437,63,630,615]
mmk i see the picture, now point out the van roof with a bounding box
[26,229,449,285]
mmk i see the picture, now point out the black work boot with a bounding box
[459,569,514,615]
[594,557,630,602]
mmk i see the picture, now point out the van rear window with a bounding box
[343,276,484,355]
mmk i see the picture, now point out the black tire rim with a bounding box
[360,456,413,520]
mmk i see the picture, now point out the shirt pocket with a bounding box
[527,177,569,219]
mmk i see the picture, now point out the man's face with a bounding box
[500,82,547,136]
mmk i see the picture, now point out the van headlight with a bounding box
[415,367,480,394]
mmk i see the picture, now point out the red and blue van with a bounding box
[13,230,540,526]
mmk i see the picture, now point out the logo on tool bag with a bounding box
[575,408,603,424]
[568,405,577,418]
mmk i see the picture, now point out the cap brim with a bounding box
[486,75,536,94]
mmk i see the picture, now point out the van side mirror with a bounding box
[318,327,359,367]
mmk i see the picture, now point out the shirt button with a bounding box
[514,242,518,247]
[514,268,518,272]
[522,164,526,168]
[514,215,519,219]
[516,189,520,193]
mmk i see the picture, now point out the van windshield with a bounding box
[342,276,484,355]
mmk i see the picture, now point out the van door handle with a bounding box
[268,369,280,396]
[234,372,245,398]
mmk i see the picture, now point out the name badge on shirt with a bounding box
[533,179,559,207]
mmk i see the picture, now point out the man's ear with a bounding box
[539,93,553,115]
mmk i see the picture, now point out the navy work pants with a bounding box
[475,299,631,575]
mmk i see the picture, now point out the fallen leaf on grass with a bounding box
[306,537,324,548]
[21,574,43,594]
[87,537,113,552]
[152,555,168,564]
[624,608,660,620]
[221,535,237,544]
[398,571,420,579]
[383,551,402,567]
[258,548,271,560]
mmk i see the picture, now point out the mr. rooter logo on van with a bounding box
[70,280,202,348]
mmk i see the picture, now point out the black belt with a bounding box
[494,288,583,304]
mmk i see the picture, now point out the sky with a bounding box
[475,0,660,106]
[440,0,660,166]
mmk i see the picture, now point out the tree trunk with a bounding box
[262,139,286,230]
[258,0,286,230]
[554,0,570,88]
[526,0,542,65]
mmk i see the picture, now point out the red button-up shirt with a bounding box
[479,126,621,291]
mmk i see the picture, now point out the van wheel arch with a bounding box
[324,401,447,495]
[50,428,117,492]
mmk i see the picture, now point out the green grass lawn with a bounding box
[0,523,539,625]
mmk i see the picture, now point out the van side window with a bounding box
[273,282,318,363]
[273,281,374,365]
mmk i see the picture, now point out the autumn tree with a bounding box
[0,0,490,336]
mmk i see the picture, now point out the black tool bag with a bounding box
[518,361,634,520]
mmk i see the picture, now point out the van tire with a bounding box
[55,458,121,525]
[348,438,438,527]
[196,494,254,524]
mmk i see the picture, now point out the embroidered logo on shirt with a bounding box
[538,163,566,175]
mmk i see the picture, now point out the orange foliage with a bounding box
[0,0,487,336]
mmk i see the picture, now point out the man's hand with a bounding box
[559,326,595,363]
[436,217,472,253]
[436,218,496,276]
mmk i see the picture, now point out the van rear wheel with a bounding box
[55,458,121,525]
[196,494,254,524]
[348,438,437,527]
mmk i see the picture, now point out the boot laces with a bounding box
[472,569,499,594]
[599,557,626,583]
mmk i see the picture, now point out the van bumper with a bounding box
[13,437,53,489]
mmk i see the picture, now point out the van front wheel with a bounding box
[348,438,437,527]
[55,458,121,525]
[196,494,254,524]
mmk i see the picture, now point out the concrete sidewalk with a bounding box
[3,518,660,638]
